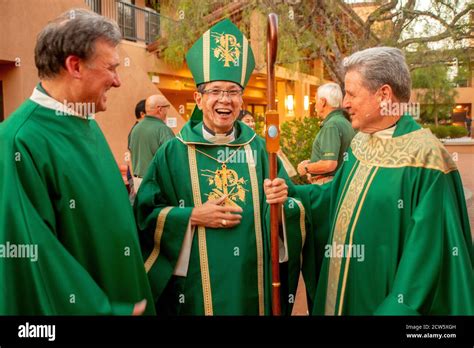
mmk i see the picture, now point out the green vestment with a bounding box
[129,116,175,177]
[134,120,306,315]
[299,115,474,315]
[0,87,155,315]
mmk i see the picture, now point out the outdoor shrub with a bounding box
[447,125,468,138]
[280,117,320,184]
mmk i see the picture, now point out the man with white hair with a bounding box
[300,47,473,315]
[129,94,175,192]
[297,82,355,185]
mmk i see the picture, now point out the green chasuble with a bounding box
[299,115,474,315]
[0,87,155,315]
[134,120,306,315]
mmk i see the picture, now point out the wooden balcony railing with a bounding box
[85,0,160,44]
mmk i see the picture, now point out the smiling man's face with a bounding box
[195,81,243,134]
[80,39,121,113]
[343,70,382,133]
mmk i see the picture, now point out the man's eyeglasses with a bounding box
[201,89,243,99]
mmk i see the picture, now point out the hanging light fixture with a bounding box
[304,95,309,111]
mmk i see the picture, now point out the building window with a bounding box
[145,9,160,44]
[118,0,136,41]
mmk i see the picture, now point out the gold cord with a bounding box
[194,146,243,164]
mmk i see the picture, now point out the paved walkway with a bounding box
[291,144,474,316]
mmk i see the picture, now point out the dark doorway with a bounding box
[0,81,4,122]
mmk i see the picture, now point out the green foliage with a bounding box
[162,41,187,68]
[453,61,472,87]
[427,125,450,138]
[280,117,320,184]
[253,113,265,138]
[447,125,468,138]
[240,2,334,76]
[157,0,216,68]
[425,125,468,139]
[153,1,473,85]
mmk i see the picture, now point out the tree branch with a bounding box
[391,0,416,41]
[364,0,398,41]
[400,31,473,47]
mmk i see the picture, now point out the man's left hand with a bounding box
[264,178,288,204]
[297,160,310,176]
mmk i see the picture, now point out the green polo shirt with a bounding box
[310,109,355,176]
[130,116,175,177]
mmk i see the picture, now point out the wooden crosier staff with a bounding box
[265,13,281,316]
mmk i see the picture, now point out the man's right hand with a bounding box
[190,195,242,228]
[132,299,147,316]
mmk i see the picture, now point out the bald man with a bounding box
[129,94,175,192]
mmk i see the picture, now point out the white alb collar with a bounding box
[29,87,95,120]
[371,124,396,139]
[202,125,235,144]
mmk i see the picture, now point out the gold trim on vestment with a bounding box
[290,198,306,267]
[188,145,213,315]
[240,36,248,86]
[332,161,359,228]
[144,207,173,273]
[352,128,457,174]
[325,163,374,315]
[203,30,210,81]
[337,167,379,315]
[292,199,306,249]
[245,144,265,315]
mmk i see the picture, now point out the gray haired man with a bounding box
[0,9,154,314]
[297,82,355,185]
[300,47,474,315]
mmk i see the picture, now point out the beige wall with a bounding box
[456,87,474,108]
[0,63,25,119]
[0,0,89,117]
